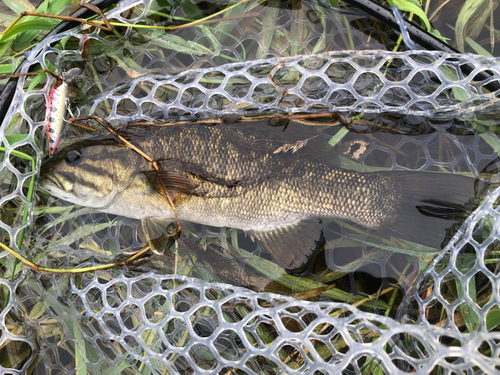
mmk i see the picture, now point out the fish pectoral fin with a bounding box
[140,217,177,254]
[252,221,325,273]
[142,170,197,199]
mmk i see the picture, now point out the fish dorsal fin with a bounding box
[142,170,197,199]
[252,221,325,272]
[140,217,176,254]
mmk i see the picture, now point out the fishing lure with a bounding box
[0,68,81,155]
[46,68,80,156]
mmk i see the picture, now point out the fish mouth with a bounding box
[40,170,73,192]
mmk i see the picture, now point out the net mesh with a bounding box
[1,0,500,373]
[88,50,500,122]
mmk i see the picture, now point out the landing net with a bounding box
[0,0,499,373]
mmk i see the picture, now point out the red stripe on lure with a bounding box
[46,68,80,156]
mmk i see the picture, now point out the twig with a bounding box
[23,4,112,31]
[67,119,102,133]
[0,4,113,43]
[0,241,151,274]
[0,69,60,82]
[128,112,346,127]
[91,13,261,31]
[168,0,252,30]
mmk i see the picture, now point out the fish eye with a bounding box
[65,150,82,165]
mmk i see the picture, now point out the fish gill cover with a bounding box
[0,0,500,373]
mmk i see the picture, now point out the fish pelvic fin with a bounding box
[140,217,177,254]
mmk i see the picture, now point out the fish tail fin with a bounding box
[382,171,489,248]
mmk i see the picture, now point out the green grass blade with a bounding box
[328,127,349,147]
[486,307,500,331]
[389,0,431,32]
[2,0,35,14]
[256,0,280,58]
[455,0,490,52]
[1,18,59,43]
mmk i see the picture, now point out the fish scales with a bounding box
[119,125,401,230]
[39,123,484,269]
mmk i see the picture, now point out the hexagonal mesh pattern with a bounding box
[89,50,500,122]
[1,0,500,373]
[46,270,500,374]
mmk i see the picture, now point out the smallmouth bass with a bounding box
[39,123,487,270]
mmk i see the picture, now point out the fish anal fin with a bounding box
[253,221,324,272]
[142,170,197,200]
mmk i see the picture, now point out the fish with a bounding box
[38,122,488,270]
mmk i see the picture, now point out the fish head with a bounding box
[39,139,142,208]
